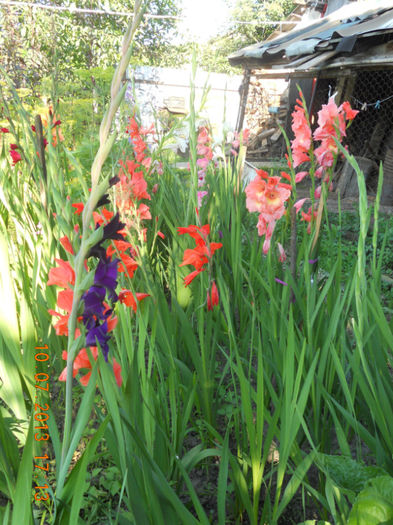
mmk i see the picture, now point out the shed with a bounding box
[229,0,393,205]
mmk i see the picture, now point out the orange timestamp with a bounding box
[33,344,52,504]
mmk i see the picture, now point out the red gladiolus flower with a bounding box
[93,207,114,226]
[0,127,9,133]
[178,223,222,287]
[301,206,318,234]
[10,150,22,165]
[339,101,359,121]
[47,258,75,287]
[118,289,149,312]
[59,347,122,387]
[60,235,74,255]
[72,202,84,215]
[10,143,18,150]
[117,253,139,278]
[207,281,219,310]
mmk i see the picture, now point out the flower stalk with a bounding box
[57,0,148,499]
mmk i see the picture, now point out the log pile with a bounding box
[245,74,289,159]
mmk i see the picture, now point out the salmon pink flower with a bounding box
[295,171,308,183]
[60,235,74,255]
[198,191,208,208]
[47,258,75,288]
[291,99,311,168]
[313,96,346,141]
[294,198,308,214]
[245,172,291,254]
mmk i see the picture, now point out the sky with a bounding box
[177,0,231,43]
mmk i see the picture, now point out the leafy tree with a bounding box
[0,0,179,85]
[157,0,295,74]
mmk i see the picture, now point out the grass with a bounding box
[1,24,393,524]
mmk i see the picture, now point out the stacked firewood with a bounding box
[245,75,289,159]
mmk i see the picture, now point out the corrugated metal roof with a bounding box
[228,0,393,70]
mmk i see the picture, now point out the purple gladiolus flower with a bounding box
[88,213,125,259]
[85,320,111,361]
[82,285,107,326]
[308,258,318,264]
[94,257,119,302]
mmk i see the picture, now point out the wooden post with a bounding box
[235,68,251,134]
[34,114,48,211]
[35,114,47,182]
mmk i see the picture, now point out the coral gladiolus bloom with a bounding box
[291,100,311,168]
[118,290,149,312]
[178,224,222,287]
[245,172,291,254]
[339,101,359,121]
[47,258,75,287]
[72,202,84,215]
[207,281,219,310]
[60,235,74,255]
[59,347,122,387]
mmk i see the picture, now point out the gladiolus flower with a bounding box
[245,172,291,254]
[339,101,359,121]
[47,258,75,287]
[301,206,318,234]
[291,100,311,168]
[178,224,222,287]
[295,171,308,183]
[294,198,308,214]
[0,127,9,133]
[277,242,286,262]
[59,347,122,387]
[60,235,74,255]
[10,150,22,165]
[72,202,84,215]
[198,191,208,208]
[118,290,149,312]
[207,281,219,310]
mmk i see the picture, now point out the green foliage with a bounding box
[2,25,393,523]
[163,0,296,74]
[319,454,388,494]
[347,476,393,525]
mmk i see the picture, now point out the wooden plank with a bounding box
[295,50,338,71]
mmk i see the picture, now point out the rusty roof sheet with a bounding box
[229,0,393,69]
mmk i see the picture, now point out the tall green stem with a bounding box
[57,0,148,499]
